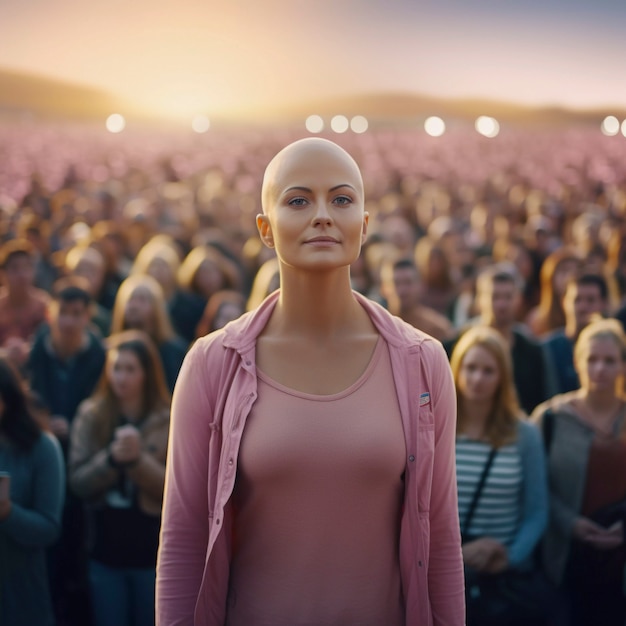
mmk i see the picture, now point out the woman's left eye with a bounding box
[334,195,352,206]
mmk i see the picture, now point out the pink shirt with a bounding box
[156,291,464,626]
[227,338,405,625]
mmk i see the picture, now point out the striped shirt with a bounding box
[456,437,523,547]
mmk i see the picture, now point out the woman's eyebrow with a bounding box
[284,184,357,193]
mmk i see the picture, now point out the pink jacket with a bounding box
[156,291,465,626]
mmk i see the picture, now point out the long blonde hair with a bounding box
[110,274,175,344]
[574,317,626,395]
[450,325,521,447]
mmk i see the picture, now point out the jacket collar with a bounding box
[221,289,426,353]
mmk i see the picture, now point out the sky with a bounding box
[1,0,625,120]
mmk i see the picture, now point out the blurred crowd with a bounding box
[1,119,626,626]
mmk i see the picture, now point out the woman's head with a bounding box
[450,325,520,446]
[0,355,41,450]
[574,318,626,396]
[110,274,174,344]
[195,289,246,338]
[64,245,106,296]
[131,238,181,299]
[257,138,368,276]
[101,330,170,415]
[177,245,240,298]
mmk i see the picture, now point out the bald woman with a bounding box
[156,138,464,626]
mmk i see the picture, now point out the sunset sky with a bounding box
[1,0,625,120]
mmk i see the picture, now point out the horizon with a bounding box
[1,0,625,122]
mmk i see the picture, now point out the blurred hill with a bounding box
[0,68,140,120]
[0,67,624,127]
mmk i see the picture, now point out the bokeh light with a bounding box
[350,115,368,134]
[424,116,446,137]
[305,115,324,133]
[601,116,620,136]
[105,113,126,133]
[475,115,500,138]
[191,115,210,133]
[622,119,626,138]
[330,115,349,133]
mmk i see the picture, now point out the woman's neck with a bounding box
[118,398,144,422]
[460,398,494,439]
[578,390,624,436]
[269,269,368,340]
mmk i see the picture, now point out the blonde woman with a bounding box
[171,245,242,344]
[130,237,182,304]
[69,330,170,626]
[532,318,626,626]
[451,325,549,626]
[110,275,187,391]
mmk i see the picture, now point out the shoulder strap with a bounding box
[542,408,555,453]
[462,447,497,536]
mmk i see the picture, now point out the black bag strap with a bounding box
[541,408,555,453]
[462,447,497,537]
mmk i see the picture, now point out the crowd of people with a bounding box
[1,118,626,625]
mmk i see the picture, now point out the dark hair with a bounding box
[477,261,525,294]
[52,276,93,307]
[0,238,35,269]
[0,356,42,450]
[571,273,609,302]
[195,289,246,337]
[392,258,418,273]
[101,330,171,417]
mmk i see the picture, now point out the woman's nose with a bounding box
[312,201,333,226]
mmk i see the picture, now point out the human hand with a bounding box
[109,425,142,465]
[572,516,605,542]
[463,537,507,572]
[3,336,29,368]
[49,416,70,439]
[585,521,624,551]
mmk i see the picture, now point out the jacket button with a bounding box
[228,458,234,466]
[245,360,252,366]
[409,455,415,462]
[215,518,220,525]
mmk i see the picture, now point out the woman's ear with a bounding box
[256,214,274,248]
[361,212,369,244]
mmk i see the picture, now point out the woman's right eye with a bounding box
[288,197,308,207]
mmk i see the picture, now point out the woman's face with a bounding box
[457,345,501,404]
[258,140,368,274]
[73,258,105,295]
[107,348,145,403]
[124,286,155,330]
[213,301,244,331]
[194,260,224,298]
[147,257,176,293]
[577,337,624,394]
[553,259,580,296]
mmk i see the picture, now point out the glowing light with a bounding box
[330,115,349,134]
[622,119,626,138]
[601,116,620,136]
[475,116,500,138]
[106,113,126,133]
[305,115,324,133]
[192,115,210,133]
[424,116,446,137]
[350,116,368,134]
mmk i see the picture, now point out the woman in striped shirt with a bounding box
[450,325,549,625]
